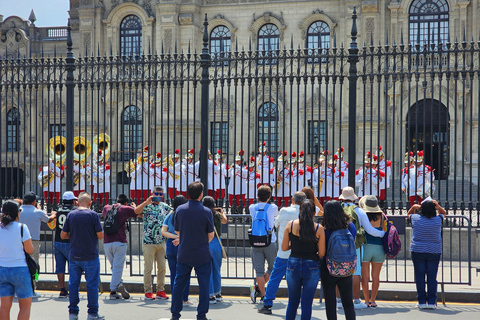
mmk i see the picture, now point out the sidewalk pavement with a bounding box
[14,291,480,320]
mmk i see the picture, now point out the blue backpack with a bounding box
[326,228,357,277]
[248,204,272,247]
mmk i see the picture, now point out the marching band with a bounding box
[37,137,434,207]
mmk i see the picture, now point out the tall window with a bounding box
[6,108,20,152]
[120,15,142,56]
[258,24,280,65]
[258,103,279,153]
[308,120,326,155]
[49,124,66,139]
[306,21,330,52]
[122,106,143,160]
[210,26,231,56]
[211,122,228,155]
[409,0,449,47]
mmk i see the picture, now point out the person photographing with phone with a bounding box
[134,186,171,300]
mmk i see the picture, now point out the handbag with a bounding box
[214,228,227,259]
[20,223,40,277]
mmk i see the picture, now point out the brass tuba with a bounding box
[47,136,67,167]
[125,159,136,174]
[73,136,91,166]
[92,133,110,162]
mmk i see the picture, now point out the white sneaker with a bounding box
[336,299,343,309]
[427,303,437,309]
[32,292,41,299]
[416,303,428,309]
[109,292,122,300]
[354,300,368,309]
[183,300,193,306]
[209,296,217,304]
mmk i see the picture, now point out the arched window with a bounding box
[210,26,231,56]
[258,24,280,65]
[120,15,142,56]
[122,106,143,160]
[409,0,449,47]
[306,21,330,52]
[258,102,279,153]
[6,108,20,152]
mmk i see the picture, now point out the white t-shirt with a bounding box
[249,202,279,243]
[0,222,31,267]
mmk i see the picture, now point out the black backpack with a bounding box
[104,204,120,235]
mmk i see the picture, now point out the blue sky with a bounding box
[1,0,69,27]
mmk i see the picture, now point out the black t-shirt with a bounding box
[54,204,77,243]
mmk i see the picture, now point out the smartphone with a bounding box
[152,196,160,202]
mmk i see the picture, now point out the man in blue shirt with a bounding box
[171,181,214,320]
[61,192,104,320]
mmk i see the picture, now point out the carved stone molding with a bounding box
[249,11,287,44]
[362,0,379,13]
[209,14,238,43]
[298,10,337,40]
[179,13,193,25]
[164,28,172,53]
[209,90,236,113]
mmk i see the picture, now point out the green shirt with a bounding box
[142,202,172,244]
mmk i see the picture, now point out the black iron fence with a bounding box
[1,11,480,224]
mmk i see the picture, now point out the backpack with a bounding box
[342,204,365,249]
[382,214,401,258]
[248,204,272,247]
[326,228,357,277]
[104,204,120,235]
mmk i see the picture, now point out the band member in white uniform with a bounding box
[355,151,381,198]
[256,142,273,186]
[228,150,248,207]
[335,147,349,191]
[312,151,327,205]
[270,151,291,208]
[73,159,86,198]
[128,146,154,202]
[38,159,63,205]
[205,150,216,197]
[401,151,414,201]
[165,149,181,200]
[292,151,312,195]
[288,152,298,195]
[87,150,111,204]
[322,157,340,202]
[246,156,261,205]
[185,148,198,185]
[214,150,227,201]
[153,152,168,190]
[404,150,435,206]
[376,146,392,202]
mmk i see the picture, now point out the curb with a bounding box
[36,280,480,304]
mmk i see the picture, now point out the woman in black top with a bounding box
[321,201,357,320]
[281,200,325,320]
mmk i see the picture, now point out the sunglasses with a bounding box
[153,192,163,196]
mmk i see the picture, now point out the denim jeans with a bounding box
[104,242,127,292]
[53,241,70,274]
[68,258,100,316]
[411,252,441,305]
[166,239,190,301]
[285,257,320,320]
[209,237,223,297]
[171,260,211,320]
[263,256,288,307]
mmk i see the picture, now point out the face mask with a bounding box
[152,197,160,202]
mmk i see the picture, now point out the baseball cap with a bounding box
[23,191,40,203]
[63,191,78,201]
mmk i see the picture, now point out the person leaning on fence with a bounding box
[19,191,56,298]
[281,199,325,320]
[134,185,170,300]
[61,192,104,320]
[101,194,140,300]
[202,196,228,304]
[171,181,214,320]
[0,200,34,320]
[338,187,384,310]
[54,191,79,299]
[407,198,446,309]
[258,191,306,315]
[161,195,192,306]
[248,185,279,303]
[358,195,385,308]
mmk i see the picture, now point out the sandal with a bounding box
[366,302,372,307]
[370,302,378,308]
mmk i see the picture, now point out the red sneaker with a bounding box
[156,291,169,300]
[144,292,155,300]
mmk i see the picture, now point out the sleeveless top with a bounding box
[289,221,320,262]
[366,226,383,245]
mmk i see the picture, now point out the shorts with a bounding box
[251,243,277,277]
[362,243,386,263]
[354,247,363,275]
[0,266,33,299]
[54,242,70,274]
